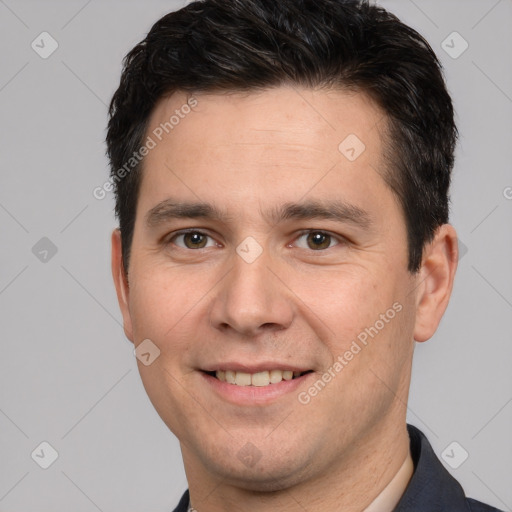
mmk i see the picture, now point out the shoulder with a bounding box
[171,489,190,512]
[467,497,505,512]
[395,425,505,512]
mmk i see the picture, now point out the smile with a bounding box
[207,369,313,387]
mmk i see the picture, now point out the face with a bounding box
[112,86,455,493]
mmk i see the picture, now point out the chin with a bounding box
[199,445,314,492]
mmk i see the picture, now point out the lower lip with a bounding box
[200,371,313,405]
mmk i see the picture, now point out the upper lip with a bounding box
[201,362,312,373]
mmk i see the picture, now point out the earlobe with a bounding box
[413,224,459,343]
[111,229,134,343]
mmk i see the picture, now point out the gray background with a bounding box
[0,0,511,510]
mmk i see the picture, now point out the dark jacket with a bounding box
[172,424,503,511]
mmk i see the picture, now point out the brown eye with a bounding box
[306,231,332,250]
[170,231,215,249]
[183,232,208,249]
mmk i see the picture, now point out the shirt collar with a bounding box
[364,450,414,512]
[393,424,471,511]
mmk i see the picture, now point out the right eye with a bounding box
[168,230,218,250]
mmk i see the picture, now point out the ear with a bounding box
[413,224,459,343]
[111,229,134,343]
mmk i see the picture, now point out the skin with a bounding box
[111,86,458,511]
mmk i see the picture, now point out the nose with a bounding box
[209,251,294,337]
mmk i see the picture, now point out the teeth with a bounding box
[269,369,283,384]
[251,371,270,387]
[282,370,293,381]
[235,371,251,386]
[225,370,236,384]
[215,369,305,386]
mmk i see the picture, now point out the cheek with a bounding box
[294,266,393,340]
[293,264,414,387]
[127,262,209,347]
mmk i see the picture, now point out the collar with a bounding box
[393,424,472,511]
[364,449,414,512]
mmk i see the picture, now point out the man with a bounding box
[106,0,503,510]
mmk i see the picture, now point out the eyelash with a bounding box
[165,229,346,251]
[293,229,345,250]
[167,229,219,250]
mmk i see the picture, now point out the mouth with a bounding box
[202,369,314,387]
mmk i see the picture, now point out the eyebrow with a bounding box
[145,198,373,230]
[145,200,231,227]
[268,201,373,229]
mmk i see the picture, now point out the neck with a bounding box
[363,450,414,512]
[182,421,412,512]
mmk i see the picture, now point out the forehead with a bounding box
[147,85,385,152]
[139,86,392,217]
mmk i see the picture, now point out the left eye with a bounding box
[171,231,217,249]
[294,231,340,250]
